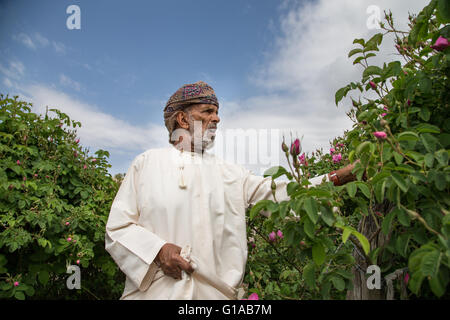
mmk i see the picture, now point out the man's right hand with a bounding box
[155,243,194,280]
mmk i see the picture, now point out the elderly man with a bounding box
[105,81,356,300]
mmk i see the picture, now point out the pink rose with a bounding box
[298,153,306,165]
[431,36,449,51]
[75,139,80,144]
[381,113,387,117]
[65,222,70,226]
[14,281,19,287]
[277,230,283,239]
[67,237,72,242]
[332,153,342,163]
[76,260,80,265]
[369,81,377,90]
[373,131,387,140]
[383,106,389,111]
[23,176,27,181]
[34,174,38,178]
[83,164,87,169]
[92,159,97,162]
[290,139,301,156]
[248,293,259,300]
[329,147,335,154]
[16,160,21,165]
[268,232,276,242]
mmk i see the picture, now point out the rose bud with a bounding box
[373,131,387,140]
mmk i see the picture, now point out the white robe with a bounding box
[105,145,327,300]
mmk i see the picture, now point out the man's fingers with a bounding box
[176,256,194,274]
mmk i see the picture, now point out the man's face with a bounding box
[185,104,220,149]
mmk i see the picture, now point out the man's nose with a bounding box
[212,113,220,124]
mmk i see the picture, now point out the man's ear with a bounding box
[176,111,190,130]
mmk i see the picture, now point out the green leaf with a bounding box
[395,233,411,257]
[249,200,273,220]
[319,205,335,227]
[391,172,408,193]
[304,198,319,224]
[371,171,390,185]
[38,271,49,285]
[356,141,371,155]
[416,123,441,134]
[348,48,363,57]
[263,166,288,179]
[24,286,35,297]
[437,0,450,23]
[335,86,350,106]
[397,207,411,227]
[429,271,448,298]
[352,230,370,255]
[356,182,371,199]
[418,77,432,94]
[398,131,419,142]
[14,291,25,300]
[434,172,446,191]
[304,218,315,239]
[330,275,345,291]
[346,182,357,198]
[312,243,326,266]
[393,152,403,165]
[353,56,365,65]
[363,66,383,78]
[435,149,449,166]
[342,227,352,243]
[420,250,441,278]
[374,180,386,203]
[421,133,438,153]
[425,153,435,168]
[419,107,431,121]
[303,262,315,290]
[353,38,365,46]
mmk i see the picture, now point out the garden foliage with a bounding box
[0,96,124,299]
[245,0,449,299]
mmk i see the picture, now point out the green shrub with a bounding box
[0,95,124,299]
[246,0,449,300]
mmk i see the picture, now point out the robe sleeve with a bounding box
[105,153,166,292]
[243,169,329,216]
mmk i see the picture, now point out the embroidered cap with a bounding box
[164,81,219,113]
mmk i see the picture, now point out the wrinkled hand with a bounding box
[155,243,194,280]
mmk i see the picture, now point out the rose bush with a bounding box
[245,0,449,300]
[0,95,124,299]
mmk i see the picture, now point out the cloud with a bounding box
[12,33,36,50]
[0,60,25,80]
[215,0,429,175]
[52,41,66,54]
[12,32,66,54]
[24,85,168,155]
[59,74,81,92]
